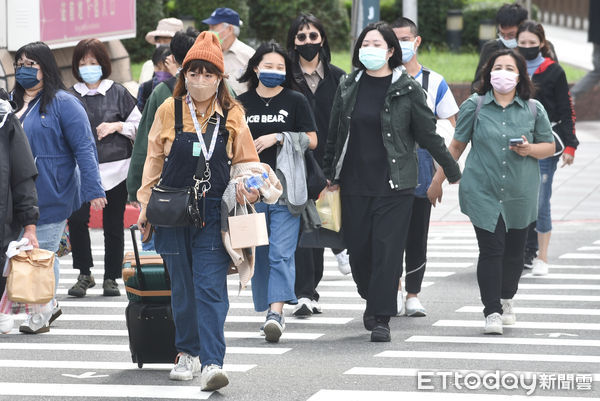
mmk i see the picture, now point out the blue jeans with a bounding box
[537,155,559,234]
[251,203,300,312]
[36,220,67,294]
[153,199,230,367]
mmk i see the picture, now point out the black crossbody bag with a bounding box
[146,98,213,228]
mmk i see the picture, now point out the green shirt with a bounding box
[454,91,554,232]
[126,81,173,202]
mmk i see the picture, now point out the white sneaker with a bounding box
[169,352,200,381]
[19,311,51,334]
[311,299,322,314]
[292,297,313,317]
[200,364,229,391]
[335,250,351,275]
[532,259,549,276]
[0,314,14,334]
[405,297,427,317]
[501,298,516,325]
[396,290,405,316]
[484,312,503,335]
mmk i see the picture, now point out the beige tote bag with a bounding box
[228,200,269,249]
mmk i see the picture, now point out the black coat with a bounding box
[289,58,346,165]
[589,0,600,44]
[0,112,39,263]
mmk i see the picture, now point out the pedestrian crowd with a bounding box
[0,1,588,393]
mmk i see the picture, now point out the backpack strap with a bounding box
[421,67,430,93]
[174,97,183,134]
[165,76,177,93]
[527,99,537,119]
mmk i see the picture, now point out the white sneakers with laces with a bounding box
[200,364,229,391]
[0,314,14,334]
[335,250,351,275]
[501,298,516,325]
[484,312,503,335]
[531,259,549,276]
[169,352,201,381]
[292,297,313,317]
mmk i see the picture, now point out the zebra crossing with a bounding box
[1,228,599,400]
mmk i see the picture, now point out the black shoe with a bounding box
[371,322,391,342]
[363,311,376,331]
[523,249,537,269]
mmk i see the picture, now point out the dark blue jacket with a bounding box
[22,90,104,225]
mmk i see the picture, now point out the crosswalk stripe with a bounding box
[0,343,291,354]
[5,328,323,340]
[578,246,600,251]
[456,306,600,316]
[514,294,600,302]
[594,240,600,245]
[307,389,584,400]
[406,335,600,347]
[343,367,600,381]
[537,264,600,270]
[0,382,212,400]
[519,283,600,290]
[0,359,255,372]
[375,350,600,363]
[521,273,600,280]
[11,314,353,325]
[433,320,600,330]
[559,253,600,259]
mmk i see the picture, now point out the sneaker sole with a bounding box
[263,321,283,343]
[484,328,503,335]
[406,310,426,317]
[532,271,548,276]
[103,290,121,296]
[502,316,516,325]
[370,328,391,342]
[67,290,87,298]
[19,325,49,334]
[201,372,229,391]
[49,309,62,326]
[312,308,323,314]
[169,372,194,381]
[292,304,312,317]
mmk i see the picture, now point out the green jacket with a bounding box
[126,81,173,202]
[323,67,461,191]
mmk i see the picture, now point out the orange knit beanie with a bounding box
[182,31,224,73]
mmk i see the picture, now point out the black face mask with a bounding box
[296,43,321,61]
[518,46,540,61]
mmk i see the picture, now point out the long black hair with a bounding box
[476,48,535,100]
[238,41,293,90]
[352,22,403,70]
[13,41,66,114]
[286,13,332,64]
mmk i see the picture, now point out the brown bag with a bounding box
[7,248,55,304]
[228,200,269,249]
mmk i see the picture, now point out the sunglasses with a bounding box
[296,32,320,42]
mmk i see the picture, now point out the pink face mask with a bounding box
[490,69,519,94]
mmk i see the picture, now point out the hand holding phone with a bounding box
[509,138,524,146]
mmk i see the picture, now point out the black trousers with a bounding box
[403,196,432,294]
[294,247,324,301]
[473,215,528,317]
[342,194,414,317]
[525,221,538,254]
[68,180,128,280]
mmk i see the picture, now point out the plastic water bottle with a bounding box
[244,172,269,191]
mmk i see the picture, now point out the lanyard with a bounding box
[185,94,220,161]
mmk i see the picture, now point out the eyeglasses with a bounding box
[14,61,39,69]
[296,32,320,42]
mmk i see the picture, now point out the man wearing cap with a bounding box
[139,18,184,83]
[203,8,255,95]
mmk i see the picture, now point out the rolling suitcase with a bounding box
[123,225,178,368]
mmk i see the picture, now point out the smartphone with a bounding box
[509,138,524,146]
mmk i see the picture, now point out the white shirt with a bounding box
[73,80,142,191]
[224,39,255,96]
[414,67,459,119]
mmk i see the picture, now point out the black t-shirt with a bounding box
[341,73,397,196]
[237,87,316,170]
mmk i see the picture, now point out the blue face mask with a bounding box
[399,39,417,63]
[358,47,388,71]
[498,34,518,49]
[15,66,40,89]
[79,65,103,84]
[258,70,286,88]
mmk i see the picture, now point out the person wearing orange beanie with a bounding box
[137,31,260,392]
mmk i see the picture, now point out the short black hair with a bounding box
[476,48,535,100]
[152,45,171,66]
[352,22,403,70]
[286,13,332,63]
[390,17,419,36]
[496,3,528,28]
[14,41,66,114]
[238,40,292,90]
[170,27,199,65]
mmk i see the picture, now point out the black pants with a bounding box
[342,194,414,318]
[68,180,127,280]
[403,196,432,294]
[473,215,528,317]
[294,247,324,301]
[525,221,538,254]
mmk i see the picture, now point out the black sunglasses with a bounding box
[296,32,319,42]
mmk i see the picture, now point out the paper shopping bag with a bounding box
[228,203,269,249]
[316,188,341,232]
[7,248,55,304]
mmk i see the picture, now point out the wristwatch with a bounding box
[275,133,284,144]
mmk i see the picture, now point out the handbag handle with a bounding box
[233,194,258,217]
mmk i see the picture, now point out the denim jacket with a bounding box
[21,90,104,224]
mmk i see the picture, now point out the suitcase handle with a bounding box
[129,225,171,291]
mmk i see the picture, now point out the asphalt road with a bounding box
[1,219,599,401]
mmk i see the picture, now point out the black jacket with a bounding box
[289,59,345,165]
[0,112,39,260]
[532,58,579,152]
[590,0,600,44]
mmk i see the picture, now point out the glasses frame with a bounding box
[13,60,39,69]
[296,32,320,42]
